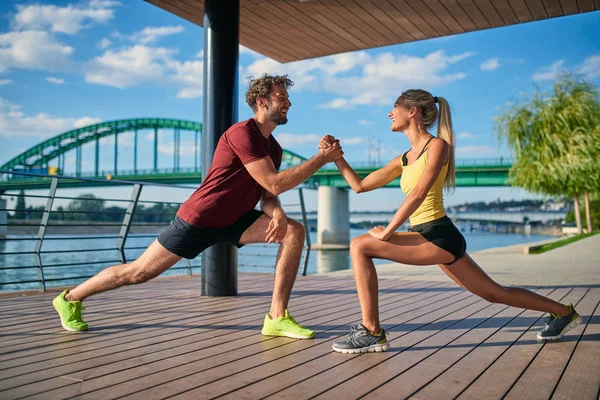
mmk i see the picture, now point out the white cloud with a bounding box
[155,139,196,156]
[85,45,176,88]
[130,26,184,45]
[480,58,500,71]
[318,98,351,109]
[357,120,372,125]
[576,55,600,80]
[12,1,117,35]
[168,58,203,99]
[0,97,99,138]
[46,76,65,85]
[273,133,321,147]
[98,38,111,49]
[244,50,473,108]
[0,79,12,85]
[532,60,565,81]
[0,30,74,73]
[85,44,204,98]
[457,132,477,139]
[74,116,102,128]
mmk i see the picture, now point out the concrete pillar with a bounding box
[0,199,6,238]
[317,186,349,246]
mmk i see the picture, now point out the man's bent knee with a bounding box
[285,219,305,242]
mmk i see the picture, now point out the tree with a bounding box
[66,194,105,221]
[14,190,26,219]
[496,74,600,234]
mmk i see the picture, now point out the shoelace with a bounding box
[348,325,367,340]
[543,314,557,327]
[70,302,85,319]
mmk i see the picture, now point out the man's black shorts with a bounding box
[157,210,263,259]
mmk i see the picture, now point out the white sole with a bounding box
[332,342,390,354]
[261,330,315,339]
[537,315,584,340]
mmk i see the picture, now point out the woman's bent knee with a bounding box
[350,235,371,255]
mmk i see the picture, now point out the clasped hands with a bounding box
[317,134,344,162]
[318,134,393,242]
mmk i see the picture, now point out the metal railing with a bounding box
[0,170,312,292]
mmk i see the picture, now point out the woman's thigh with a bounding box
[352,232,455,265]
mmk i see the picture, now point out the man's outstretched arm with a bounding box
[245,142,342,195]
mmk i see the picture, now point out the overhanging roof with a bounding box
[146,0,599,63]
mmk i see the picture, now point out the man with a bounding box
[53,74,343,339]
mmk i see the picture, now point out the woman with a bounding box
[321,89,582,354]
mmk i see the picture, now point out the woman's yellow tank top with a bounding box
[400,149,448,226]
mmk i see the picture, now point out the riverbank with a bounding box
[327,233,600,287]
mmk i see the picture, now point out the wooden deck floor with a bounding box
[0,273,598,400]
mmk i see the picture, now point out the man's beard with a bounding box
[266,106,288,125]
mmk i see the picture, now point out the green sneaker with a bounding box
[261,309,315,339]
[52,290,88,332]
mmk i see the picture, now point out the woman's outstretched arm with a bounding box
[334,156,403,193]
[319,135,402,193]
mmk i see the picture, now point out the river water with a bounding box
[0,228,553,293]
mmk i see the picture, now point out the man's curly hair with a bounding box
[245,74,294,113]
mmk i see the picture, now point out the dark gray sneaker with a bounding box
[537,304,583,341]
[332,324,390,354]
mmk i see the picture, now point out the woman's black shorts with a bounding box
[157,210,263,259]
[409,216,466,264]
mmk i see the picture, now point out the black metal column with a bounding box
[201,0,239,296]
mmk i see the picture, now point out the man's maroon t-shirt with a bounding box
[176,118,282,228]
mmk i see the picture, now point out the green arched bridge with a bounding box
[0,118,511,190]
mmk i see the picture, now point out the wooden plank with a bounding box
[576,0,596,12]
[371,0,426,40]
[457,287,588,399]
[438,0,478,31]
[346,0,404,44]
[409,0,454,36]
[242,2,332,58]
[559,0,579,14]
[165,288,475,399]
[370,287,549,398]
[387,0,440,38]
[525,0,549,19]
[405,287,556,399]
[308,298,496,399]
[504,288,600,400]
[255,292,480,399]
[507,0,535,21]
[0,276,277,344]
[73,283,463,399]
[353,0,415,42]
[422,0,467,33]
[541,0,564,16]
[491,0,521,24]
[262,1,351,51]
[552,290,600,400]
[457,0,492,28]
[317,0,387,46]
[0,277,345,378]
[0,278,428,398]
[299,1,370,49]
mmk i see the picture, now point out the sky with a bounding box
[0,1,599,211]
